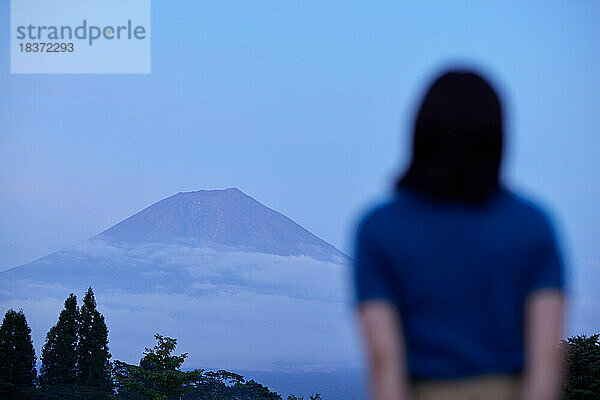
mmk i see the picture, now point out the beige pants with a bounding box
[411,374,521,400]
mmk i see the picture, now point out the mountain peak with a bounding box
[175,187,243,196]
[95,189,346,263]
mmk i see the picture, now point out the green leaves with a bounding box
[114,334,203,400]
[113,334,284,400]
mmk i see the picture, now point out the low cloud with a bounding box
[0,240,362,371]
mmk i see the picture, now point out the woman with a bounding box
[354,71,565,400]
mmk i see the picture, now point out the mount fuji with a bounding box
[0,189,361,379]
[96,188,346,263]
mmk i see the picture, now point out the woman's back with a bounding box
[354,70,565,400]
[355,187,564,379]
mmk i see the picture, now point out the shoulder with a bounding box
[355,190,418,239]
[356,197,398,236]
[496,188,558,242]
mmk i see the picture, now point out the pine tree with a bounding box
[77,287,111,391]
[39,293,79,387]
[0,309,37,399]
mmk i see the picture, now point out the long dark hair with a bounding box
[397,70,504,203]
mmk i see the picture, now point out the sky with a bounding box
[1,1,599,335]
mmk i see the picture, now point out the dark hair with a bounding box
[397,70,504,203]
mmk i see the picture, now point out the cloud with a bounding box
[0,241,362,371]
[0,287,362,371]
[96,288,362,371]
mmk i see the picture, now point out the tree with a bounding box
[0,309,37,399]
[562,334,600,399]
[228,379,281,400]
[184,370,244,400]
[77,287,112,391]
[40,293,79,386]
[114,334,203,400]
[177,369,282,400]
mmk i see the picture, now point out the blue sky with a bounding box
[1,1,599,335]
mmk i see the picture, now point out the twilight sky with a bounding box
[1,1,599,335]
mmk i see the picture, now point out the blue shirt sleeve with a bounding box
[353,216,396,305]
[525,216,565,295]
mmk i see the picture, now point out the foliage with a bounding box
[3,292,302,400]
[287,395,321,400]
[0,309,37,399]
[182,370,244,400]
[37,289,113,398]
[113,334,204,400]
[32,384,114,400]
[227,379,282,400]
[562,334,600,400]
[39,293,79,387]
[179,375,282,400]
[77,287,112,391]
[114,334,283,400]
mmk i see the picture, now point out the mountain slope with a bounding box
[95,188,346,263]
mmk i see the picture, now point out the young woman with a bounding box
[354,71,565,400]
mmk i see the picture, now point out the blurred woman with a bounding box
[354,71,565,400]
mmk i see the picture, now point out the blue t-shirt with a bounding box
[353,187,565,380]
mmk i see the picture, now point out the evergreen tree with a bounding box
[77,287,112,391]
[0,309,37,399]
[39,293,79,386]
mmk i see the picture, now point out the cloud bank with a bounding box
[0,240,363,371]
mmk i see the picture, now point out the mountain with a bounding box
[0,188,360,381]
[1,188,347,286]
[95,188,346,263]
